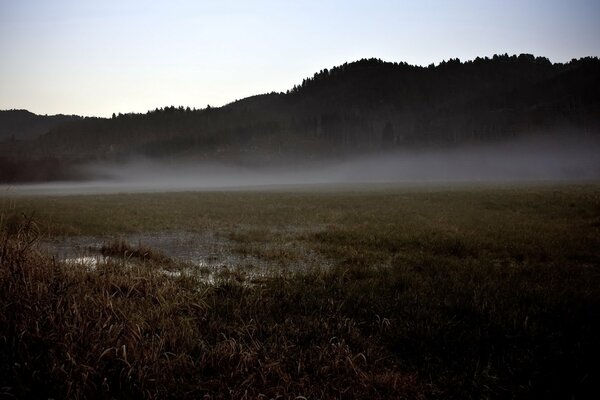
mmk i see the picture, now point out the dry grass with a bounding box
[0,222,423,399]
[1,184,599,398]
[99,238,170,263]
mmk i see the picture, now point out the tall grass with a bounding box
[1,224,598,398]
[1,185,599,398]
[0,221,423,399]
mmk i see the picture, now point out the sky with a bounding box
[1,0,599,117]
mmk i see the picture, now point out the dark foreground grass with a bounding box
[1,184,599,398]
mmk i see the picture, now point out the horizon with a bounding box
[4,53,594,118]
[1,0,599,118]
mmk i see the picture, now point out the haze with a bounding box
[2,133,597,196]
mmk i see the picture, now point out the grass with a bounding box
[99,239,170,263]
[1,183,599,398]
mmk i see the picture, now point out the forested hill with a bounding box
[2,54,600,173]
[0,110,80,141]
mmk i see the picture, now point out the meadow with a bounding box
[1,183,599,399]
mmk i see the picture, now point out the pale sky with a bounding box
[1,0,599,117]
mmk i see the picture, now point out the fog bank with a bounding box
[3,134,600,196]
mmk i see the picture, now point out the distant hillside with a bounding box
[0,110,80,141]
[1,54,599,182]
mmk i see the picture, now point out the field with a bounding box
[1,183,599,399]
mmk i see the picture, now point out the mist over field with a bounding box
[4,133,599,196]
[3,0,600,396]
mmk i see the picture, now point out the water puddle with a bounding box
[64,255,102,268]
[41,228,331,284]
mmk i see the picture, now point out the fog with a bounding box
[3,133,600,196]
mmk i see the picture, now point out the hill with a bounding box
[0,110,80,141]
[1,54,599,182]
